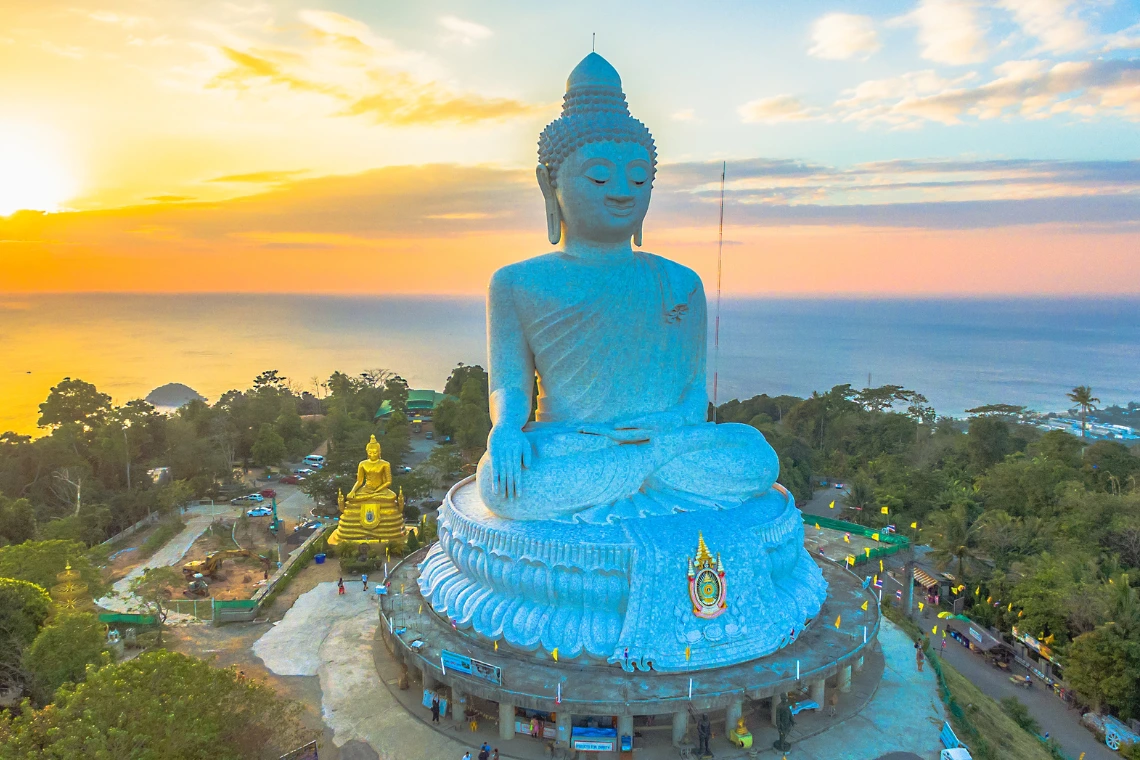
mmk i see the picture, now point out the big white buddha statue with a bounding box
[419,53,826,671]
[477,52,778,523]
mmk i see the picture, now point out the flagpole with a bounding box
[712,162,725,422]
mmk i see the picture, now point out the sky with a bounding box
[0,0,1138,295]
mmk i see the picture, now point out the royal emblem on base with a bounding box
[688,532,727,619]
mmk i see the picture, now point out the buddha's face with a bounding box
[367,445,380,461]
[554,141,652,244]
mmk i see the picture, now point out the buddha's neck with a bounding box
[560,237,634,261]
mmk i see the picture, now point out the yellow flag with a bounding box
[932,625,938,635]
[685,646,691,661]
[986,596,992,604]
[834,615,841,629]
[1044,633,1055,645]
[829,500,835,509]
[815,522,821,531]
[879,559,884,572]
[864,547,871,557]
[1008,602,1013,612]
[910,522,917,529]
[418,604,423,614]
[843,534,850,543]
[1018,610,1024,617]
[872,533,880,541]
[873,574,878,585]
[880,506,889,514]
[861,601,868,611]
[975,586,981,596]
[494,640,499,651]
[552,648,559,662]
[401,584,405,594]
[846,555,855,566]
[918,602,924,611]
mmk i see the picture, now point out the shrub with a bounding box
[1000,696,1041,735]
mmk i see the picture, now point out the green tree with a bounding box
[1066,623,1140,717]
[37,377,112,430]
[251,423,286,467]
[381,411,412,468]
[129,566,182,645]
[0,496,36,545]
[1067,385,1100,439]
[24,611,110,703]
[0,578,51,688]
[966,416,1014,472]
[927,503,982,580]
[0,540,102,596]
[0,650,315,759]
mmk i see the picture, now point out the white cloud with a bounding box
[671,108,697,122]
[739,95,819,124]
[1102,22,1140,52]
[893,0,988,65]
[837,58,1140,127]
[439,15,492,46]
[809,13,881,60]
[998,0,1088,53]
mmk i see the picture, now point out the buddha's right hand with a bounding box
[487,426,533,499]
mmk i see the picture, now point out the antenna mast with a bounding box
[713,161,725,422]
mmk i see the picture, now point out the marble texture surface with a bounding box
[422,53,827,668]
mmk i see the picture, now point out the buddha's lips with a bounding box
[605,200,636,216]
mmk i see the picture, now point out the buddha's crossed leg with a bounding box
[477,422,778,521]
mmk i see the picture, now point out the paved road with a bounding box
[933,629,1114,760]
[801,482,850,518]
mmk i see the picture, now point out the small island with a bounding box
[145,383,206,409]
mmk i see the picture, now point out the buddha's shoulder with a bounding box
[640,252,704,293]
[489,253,571,289]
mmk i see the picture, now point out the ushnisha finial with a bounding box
[538,53,656,190]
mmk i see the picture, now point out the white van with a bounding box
[303,455,325,468]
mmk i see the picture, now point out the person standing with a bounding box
[431,695,440,723]
[492,750,499,760]
[362,572,368,591]
[827,689,838,718]
[461,752,471,760]
[916,645,925,672]
[337,577,345,595]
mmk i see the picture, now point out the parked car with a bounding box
[425,431,434,440]
[294,519,323,532]
[230,495,251,504]
[397,465,412,474]
[246,506,272,517]
[246,493,265,502]
[259,489,277,498]
[280,475,300,485]
[303,455,326,468]
[293,468,314,476]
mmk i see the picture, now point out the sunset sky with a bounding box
[1,0,1138,295]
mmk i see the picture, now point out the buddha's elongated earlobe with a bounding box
[633,221,643,247]
[536,164,561,245]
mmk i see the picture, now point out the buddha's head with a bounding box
[537,53,657,247]
[366,434,381,461]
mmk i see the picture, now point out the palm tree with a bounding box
[928,503,983,580]
[1067,385,1100,438]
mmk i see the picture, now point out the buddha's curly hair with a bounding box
[538,85,657,189]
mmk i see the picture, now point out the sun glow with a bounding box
[0,126,77,216]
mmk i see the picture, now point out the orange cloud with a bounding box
[2,161,1139,297]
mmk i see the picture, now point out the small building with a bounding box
[374,390,452,422]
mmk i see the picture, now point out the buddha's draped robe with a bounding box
[477,251,778,521]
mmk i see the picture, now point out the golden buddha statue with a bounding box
[327,434,405,545]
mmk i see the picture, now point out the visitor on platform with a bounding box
[827,689,838,717]
[916,645,925,672]
[461,752,471,760]
[431,695,440,723]
[361,572,368,590]
[337,577,345,595]
[479,741,491,760]
[492,750,500,760]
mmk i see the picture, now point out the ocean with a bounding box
[1,294,1137,435]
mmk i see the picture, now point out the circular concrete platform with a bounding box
[380,550,880,718]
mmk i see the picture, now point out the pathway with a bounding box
[934,631,1113,760]
[95,505,231,620]
[253,582,948,760]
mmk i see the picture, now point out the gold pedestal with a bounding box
[327,500,405,546]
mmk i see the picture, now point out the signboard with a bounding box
[421,689,448,717]
[440,650,502,685]
[572,727,616,752]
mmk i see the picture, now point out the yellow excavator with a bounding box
[182,549,251,579]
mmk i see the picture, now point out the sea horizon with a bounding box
[2,293,1138,435]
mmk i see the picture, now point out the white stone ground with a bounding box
[255,583,947,760]
[95,505,231,623]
